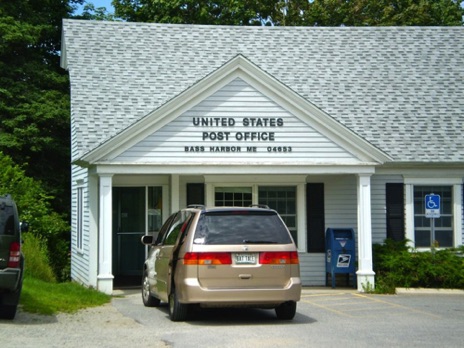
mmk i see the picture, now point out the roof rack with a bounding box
[249,204,270,209]
[187,204,206,210]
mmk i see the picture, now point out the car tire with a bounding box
[0,304,17,320]
[275,301,297,320]
[169,289,189,321]
[142,273,160,307]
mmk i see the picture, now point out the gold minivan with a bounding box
[141,205,301,321]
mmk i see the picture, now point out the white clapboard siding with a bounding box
[299,253,326,286]
[70,165,91,286]
[324,175,358,230]
[114,78,358,164]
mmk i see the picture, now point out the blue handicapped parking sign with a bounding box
[425,194,440,218]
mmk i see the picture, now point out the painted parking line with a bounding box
[300,293,442,319]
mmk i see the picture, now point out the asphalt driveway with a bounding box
[1,288,463,347]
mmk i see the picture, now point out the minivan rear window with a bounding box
[193,211,293,245]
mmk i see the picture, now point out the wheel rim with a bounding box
[169,293,174,314]
[142,276,149,301]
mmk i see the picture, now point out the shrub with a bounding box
[22,232,57,283]
[0,152,70,281]
[373,239,464,293]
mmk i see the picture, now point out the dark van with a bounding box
[0,194,27,320]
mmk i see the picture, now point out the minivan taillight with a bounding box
[183,252,232,265]
[259,252,299,265]
[8,242,21,268]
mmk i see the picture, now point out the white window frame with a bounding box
[205,175,306,251]
[404,178,463,249]
[258,185,298,245]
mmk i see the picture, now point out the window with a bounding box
[306,183,324,252]
[164,212,192,246]
[414,186,453,247]
[76,187,83,251]
[259,186,297,245]
[155,213,177,245]
[156,211,192,246]
[215,187,252,207]
[386,183,405,241]
[187,183,205,206]
[194,211,292,245]
[0,204,15,236]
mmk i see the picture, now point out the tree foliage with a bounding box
[78,3,116,20]
[113,0,464,26]
[113,0,272,24]
[0,152,70,281]
[0,0,80,214]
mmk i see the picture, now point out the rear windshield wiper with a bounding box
[242,240,278,244]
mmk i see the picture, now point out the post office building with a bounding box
[60,20,464,294]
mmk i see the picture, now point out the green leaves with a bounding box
[0,152,70,281]
[373,239,464,293]
[112,0,464,26]
[0,1,71,214]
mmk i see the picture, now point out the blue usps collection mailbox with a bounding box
[325,228,356,288]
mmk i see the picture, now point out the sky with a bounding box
[77,0,115,14]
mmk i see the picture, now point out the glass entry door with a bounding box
[113,187,145,280]
[112,186,163,285]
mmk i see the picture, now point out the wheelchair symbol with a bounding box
[426,196,438,209]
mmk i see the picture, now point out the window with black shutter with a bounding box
[307,183,325,252]
[187,183,205,206]
[386,183,405,241]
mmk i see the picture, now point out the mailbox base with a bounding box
[326,272,357,289]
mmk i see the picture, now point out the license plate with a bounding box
[234,253,257,265]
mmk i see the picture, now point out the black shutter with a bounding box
[307,183,325,252]
[186,183,205,206]
[386,183,405,241]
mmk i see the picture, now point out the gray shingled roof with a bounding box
[61,20,464,163]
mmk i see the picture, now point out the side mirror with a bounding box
[141,235,153,245]
[20,222,29,233]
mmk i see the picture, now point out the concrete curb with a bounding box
[395,287,464,295]
[301,287,358,295]
[300,287,464,296]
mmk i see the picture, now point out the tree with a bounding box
[78,3,116,20]
[113,0,464,26]
[114,0,273,25]
[0,152,70,281]
[0,0,80,215]
[300,0,464,26]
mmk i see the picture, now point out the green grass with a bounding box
[20,277,112,315]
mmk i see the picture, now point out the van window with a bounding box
[163,212,193,246]
[194,211,292,245]
[0,206,15,236]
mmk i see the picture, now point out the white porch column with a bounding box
[356,174,375,292]
[97,174,114,294]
